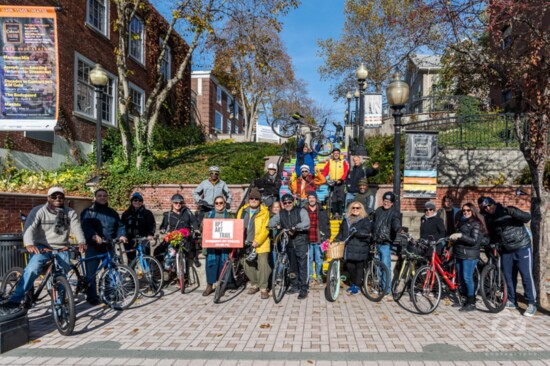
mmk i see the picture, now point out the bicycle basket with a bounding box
[327,241,345,260]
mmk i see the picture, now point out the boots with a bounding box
[202,284,214,296]
[459,296,476,312]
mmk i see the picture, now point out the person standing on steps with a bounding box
[322,147,349,219]
[345,155,379,210]
[304,191,330,286]
[193,166,232,225]
[289,165,326,207]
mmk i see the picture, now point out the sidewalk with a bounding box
[1,281,549,365]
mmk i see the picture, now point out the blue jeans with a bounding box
[456,258,479,297]
[377,243,391,294]
[10,245,70,303]
[308,243,323,281]
[205,249,229,285]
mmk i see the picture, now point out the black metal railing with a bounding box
[382,95,490,117]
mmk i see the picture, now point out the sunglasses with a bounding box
[210,172,219,175]
[215,202,225,205]
[301,170,308,173]
[173,201,183,205]
[425,208,434,212]
[132,199,143,202]
[249,197,260,201]
[50,194,65,200]
[283,201,293,205]
[351,207,361,210]
[462,209,472,212]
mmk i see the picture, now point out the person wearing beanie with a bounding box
[321,148,349,219]
[372,191,401,296]
[251,163,282,208]
[237,188,271,299]
[1,187,87,316]
[290,164,326,206]
[420,201,446,254]
[305,191,330,286]
[353,178,376,215]
[121,192,156,261]
[80,189,127,306]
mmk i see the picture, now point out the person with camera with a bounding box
[193,166,232,224]
[237,188,271,299]
[268,193,311,299]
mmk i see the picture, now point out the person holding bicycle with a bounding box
[121,192,156,262]
[237,188,271,300]
[335,201,372,295]
[305,191,330,286]
[202,195,234,296]
[1,187,87,316]
[251,163,282,208]
[289,165,326,207]
[268,193,311,299]
[81,189,128,306]
[449,202,487,312]
[420,201,446,255]
[322,148,349,219]
[193,166,232,225]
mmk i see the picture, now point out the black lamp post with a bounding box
[345,91,352,126]
[89,64,109,169]
[352,87,359,153]
[355,63,368,157]
[386,71,410,211]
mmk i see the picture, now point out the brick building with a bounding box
[0,1,191,170]
[191,70,245,141]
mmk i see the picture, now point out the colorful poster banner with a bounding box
[403,131,438,198]
[202,219,244,248]
[363,94,382,128]
[0,6,59,131]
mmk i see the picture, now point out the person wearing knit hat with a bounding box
[290,162,326,206]
[305,190,330,286]
[121,192,156,262]
[353,178,376,215]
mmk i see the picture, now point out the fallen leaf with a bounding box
[216,333,223,337]
[104,328,113,331]
[307,361,314,364]
[380,315,389,320]
[131,328,139,333]
[30,339,41,343]
[259,323,271,329]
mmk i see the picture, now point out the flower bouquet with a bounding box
[320,240,330,253]
[164,228,190,247]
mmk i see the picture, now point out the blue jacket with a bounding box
[295,138,318,173]
[81,202,126,252]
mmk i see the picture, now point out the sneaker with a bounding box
[287,287,300,295]
[350,285,360,296]
[317,278,323,286]
[87,297,101,306]
[261,290,269,300]
[298,290,308,300]
[505,301,518,310]
[459,303,476,312]
[247,287,260,295]
[524,304,536,317]
[202,284,214,297]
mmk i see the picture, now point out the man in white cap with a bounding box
[289,164,326,207]
[193,166,232,224]
[251,162,282,208]
[0,187,86,315]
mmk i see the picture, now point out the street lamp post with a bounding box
[229,88,237,137]
[353,87,359,154]
[386,71,410,211]
[89,64,109,169]
[355,63,368,157]
[345,91,352,126]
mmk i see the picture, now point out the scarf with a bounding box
[47,204,68,235]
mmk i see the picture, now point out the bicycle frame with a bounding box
[425,245,459,291]
[28,248,70,305]
[71,246,118,290]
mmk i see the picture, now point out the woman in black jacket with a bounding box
[335,201,372,295]
[449,202,488,312]
[121,192,156,261]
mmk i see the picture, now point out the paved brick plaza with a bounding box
[2,281,549,365]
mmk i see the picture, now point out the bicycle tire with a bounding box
[271,256,287,304]
[214,261,232,304]
[480,264,507,313]
[131,255,163,297]
[1,266,23,299]
[51,275,76,336]
[324,259,340,302]
[177,253,186,294]
[99,264,139,310]
[184,264,200,294]
[271,117,297,138]
[392,260,411,301]
[363,259,389,302]
[411,265,442,314]
[311,136,333,157]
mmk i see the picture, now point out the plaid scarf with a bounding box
[307,205,319,243]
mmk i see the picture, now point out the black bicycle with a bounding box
[479,242,507,313]
[213,247,248,304]
[362,241,390,302]
[271,229,290,303]
[391,235,429,302]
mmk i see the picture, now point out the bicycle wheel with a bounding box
[324,259,340,302]
[214,261,232,304]
[363,259,389,302]
[50,276,76,336]
[392,260,411,301]
[271,256,287,304]
[177,253,186,294]
[311,136,333,157]
[131,255,163,297]
[271,117,298,138]
[411,266,442,314]
[99,264,139,310]
[480,264,507,313]
[184,264,200,294]
[1,267,23,299]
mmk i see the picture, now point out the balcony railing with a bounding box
[382,95,490,117]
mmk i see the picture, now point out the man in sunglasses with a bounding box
[289,164,326,207]
[1,187,86,316]
[193,166,232,224]
[482,197,537,317]
[268,193,311,299]
[121,192,156,262]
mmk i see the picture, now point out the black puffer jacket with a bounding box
[485,204,531,252]
[252,173,282,197]
[453,219,482,260]
[335,217,372,261]
[345,166,378,194]
[373,207,401,244]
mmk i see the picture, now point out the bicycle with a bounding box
[271,229,290,303]
[164,234,200,294]
[115,236,164,297]
[324,232,356,302]
[67,240,139,310]
[479,242,507,313]
[213,246,248,304]
[362,241,391,302]
[270,114,333,156]
[391,235,429,302]
[1,247,76,336]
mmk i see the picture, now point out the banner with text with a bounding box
[202,219,244,248]
[0,6,59,131]
[404,131,438,198]
[363,94,382,128]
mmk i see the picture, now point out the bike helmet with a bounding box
[209,166,220,173]
[171,193,184,203]
[245,247,257,262]
[267,163,277,172]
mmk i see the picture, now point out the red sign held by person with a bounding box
[202,219,244,248]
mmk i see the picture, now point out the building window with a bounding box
[160,41,171,81]
[216,86,222,105]
[502,90,513,104]
[502,26,512,49]
[227,119,232,134]
[227,95,232,113]
[86,0,108,36]
[74,54,116,126]
[215,111,223,133]
[129,17,145,64]
[129,84,145,117]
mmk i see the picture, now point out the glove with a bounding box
[349,227,358,235]
[198,200,208,207]
[450,233,462,241]
[226,203,231,210]
[193,229,202,237]
[289,226,296,235]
